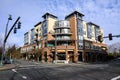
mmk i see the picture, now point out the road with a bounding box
[0,58,120,80]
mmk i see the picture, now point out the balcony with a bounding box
[54,20,70,29]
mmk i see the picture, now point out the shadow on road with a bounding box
[9,72,17,80]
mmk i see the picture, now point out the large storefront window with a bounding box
[57,53,66,60]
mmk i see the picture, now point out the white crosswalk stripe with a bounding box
[111,75,120,80]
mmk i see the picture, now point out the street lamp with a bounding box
[0,15,21,66]
[8,15,12,20]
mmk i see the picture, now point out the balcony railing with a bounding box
[53,33,72,36]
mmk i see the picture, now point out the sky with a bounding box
[0,0,120,47]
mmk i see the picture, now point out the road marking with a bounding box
[12,69,17,73]
[12,69,27,79]
[22,76,27,79]
[111,75,120,80]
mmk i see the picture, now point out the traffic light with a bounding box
[18,21,21,29]
[14,27,17,33]
[98,35,103,42]
[109,33,112,40]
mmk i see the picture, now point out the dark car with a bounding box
[3,58,14,64]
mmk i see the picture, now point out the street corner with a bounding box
[0,64,17,71]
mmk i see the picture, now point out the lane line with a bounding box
[111,75,120,80]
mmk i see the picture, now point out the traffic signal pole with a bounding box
[0,16,21,66]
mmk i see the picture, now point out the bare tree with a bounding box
[5,44,17,59]
[108,42,120,53]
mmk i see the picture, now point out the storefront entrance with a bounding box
[78,52,83,61]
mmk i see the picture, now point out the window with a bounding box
[24,33,29,44]
[30,29,35,44]
[42,21,47,36]
[78,35,83,40]
[61,29,69,33]
[95,28,99,40]
[87,24,93,39]
[55,29,60,33]
[77,19,84,50]
[77,19,83,35]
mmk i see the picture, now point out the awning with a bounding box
[57,50,66,52]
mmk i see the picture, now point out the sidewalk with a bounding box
[0,64,17,71]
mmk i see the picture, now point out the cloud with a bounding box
[0,0,120,46]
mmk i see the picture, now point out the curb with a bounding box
[0,64,18,71]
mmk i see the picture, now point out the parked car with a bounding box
[3,58,14,64]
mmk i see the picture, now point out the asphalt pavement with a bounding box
[0,58,120,80]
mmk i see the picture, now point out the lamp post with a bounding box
[0,15,21,66]
[54,30,57,63]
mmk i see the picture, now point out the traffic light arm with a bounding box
[103,35,120,38]
[98,34,120,42]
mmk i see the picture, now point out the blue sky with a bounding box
[0,0,120,47]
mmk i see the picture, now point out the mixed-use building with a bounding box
[21,11,108,63]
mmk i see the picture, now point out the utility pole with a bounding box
[0,15,21,66]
